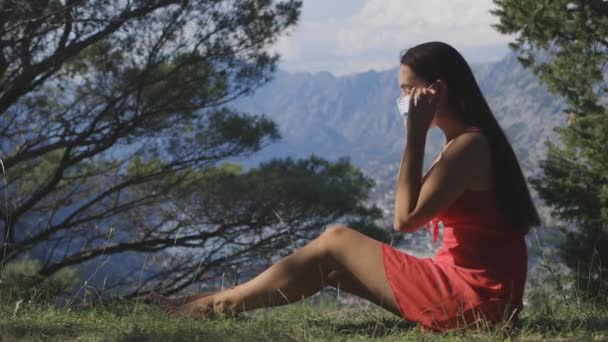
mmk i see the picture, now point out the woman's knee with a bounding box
[315,224,352,256]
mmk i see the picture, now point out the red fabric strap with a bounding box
[425,218,441,244]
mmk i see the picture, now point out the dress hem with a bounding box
[379,242,520,332]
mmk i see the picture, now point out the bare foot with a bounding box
[146,291,176,306]
[164,295,217,320]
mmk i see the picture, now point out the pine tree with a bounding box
[492,0,608,297]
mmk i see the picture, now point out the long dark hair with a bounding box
[400,41,540,233]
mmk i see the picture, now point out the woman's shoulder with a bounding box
[441,128,491,166]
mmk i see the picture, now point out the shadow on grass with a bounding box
[0,322,104,340]
[306,315,417,337]
[1,316,252,342]
[520,316,608,333]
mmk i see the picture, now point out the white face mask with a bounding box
[396,81,439,119]
[396,95,410,119]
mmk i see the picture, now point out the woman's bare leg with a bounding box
[153,271,394,313]
[325,268,402,317]
[165,225,402,318]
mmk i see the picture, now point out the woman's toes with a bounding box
[160,302,175,311]
[162,303,177,313]
[148,291,180,307]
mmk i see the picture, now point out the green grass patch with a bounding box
[1,292,608,341]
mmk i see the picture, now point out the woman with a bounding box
[149,41,540,332]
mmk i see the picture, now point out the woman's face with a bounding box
[397,64,430,97]
[397,64,447,126]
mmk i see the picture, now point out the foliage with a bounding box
[0,0,388,299]
[492,0,608,298]
[0,259,79,304]
[84,156,387,297]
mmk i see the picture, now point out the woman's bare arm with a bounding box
[393,132,490,232]
[393,129,427,230]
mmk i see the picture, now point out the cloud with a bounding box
[271,0,514,75]
[336,0,512,55]
[272,19,337,63]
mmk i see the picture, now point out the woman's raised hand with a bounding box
[405,82,439,133]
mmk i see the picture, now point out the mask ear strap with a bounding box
[427,80,444,98]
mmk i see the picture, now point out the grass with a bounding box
[1,291,608,341]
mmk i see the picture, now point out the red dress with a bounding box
[381,147,527,332]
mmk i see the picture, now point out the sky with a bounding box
[271,0,517,76]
